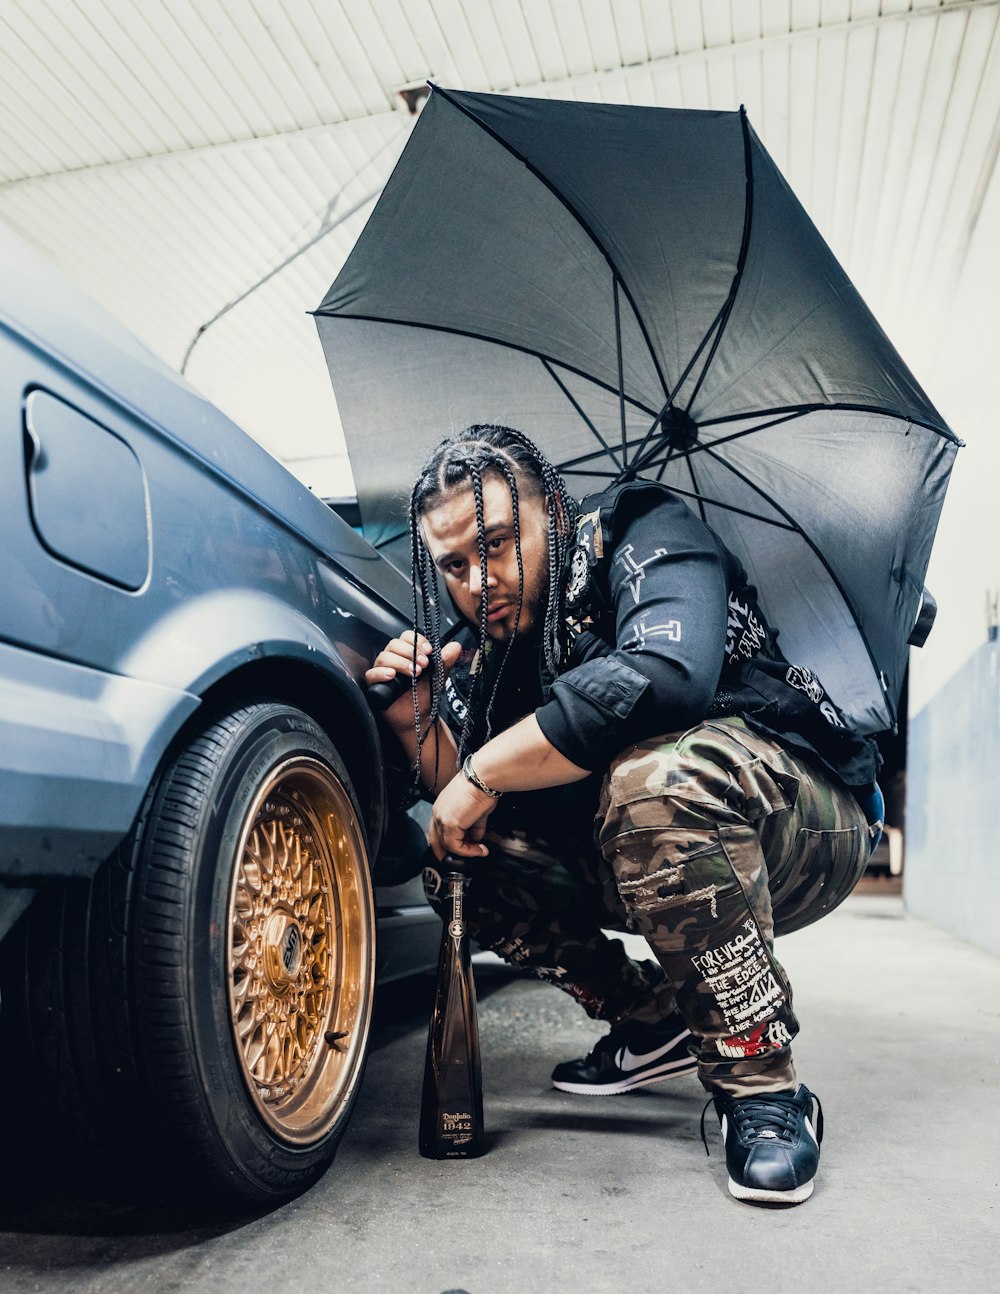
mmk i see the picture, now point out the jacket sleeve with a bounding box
[535,496,729,768]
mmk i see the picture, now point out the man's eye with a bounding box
[445,561,465,576]
[489,536,506,550]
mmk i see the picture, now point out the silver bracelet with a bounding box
[462,754,503,800]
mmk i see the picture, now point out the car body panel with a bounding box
[0,226,433,977]
[0,638,198,879]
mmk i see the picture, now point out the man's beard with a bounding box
[490,563,550,641]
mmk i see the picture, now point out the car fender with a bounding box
[0,590,389,882]
[117,587,364,693]
[117,583,387,808]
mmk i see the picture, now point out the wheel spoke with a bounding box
[225,758,372,1142]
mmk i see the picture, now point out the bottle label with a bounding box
[441,1111,475,1148]
[448,875,466,941]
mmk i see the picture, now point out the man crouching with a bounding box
[365,424,882,1205]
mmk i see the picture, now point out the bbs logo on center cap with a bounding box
[282,923,301,972]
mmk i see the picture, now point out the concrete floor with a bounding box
[0,891,997,1293]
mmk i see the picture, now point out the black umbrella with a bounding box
[315,86,960,734]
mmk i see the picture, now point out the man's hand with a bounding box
[364,631,462,795]
[429,715,592,858]
[365,631,462,732]
[429,772,497,860]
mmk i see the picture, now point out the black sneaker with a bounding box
[705,1085,824,1205]
[551,1013,696,1094]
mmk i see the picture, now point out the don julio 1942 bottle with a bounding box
[418,866,485,1159]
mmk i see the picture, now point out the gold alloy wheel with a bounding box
[227,756,375,1145]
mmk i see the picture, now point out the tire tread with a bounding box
[0,701,375,1209]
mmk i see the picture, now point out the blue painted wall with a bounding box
[906,640,1000,956]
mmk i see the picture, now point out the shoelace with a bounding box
[699,1090,824,1156]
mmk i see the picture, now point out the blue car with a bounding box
[0,225,436,1207]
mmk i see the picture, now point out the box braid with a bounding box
[408,424,578,779]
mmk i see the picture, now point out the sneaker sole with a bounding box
[551,1055,698,1095]
[727,1176,815,1205]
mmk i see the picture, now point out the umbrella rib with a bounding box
[682,107,756,417]
[541,359,624,471]
[556,431,667,474]
[553,410,805,478]
[631,197,796,469]
[685,451,708,525]
[430,83,672,404]
[625,301,729,470]
[567,447,796,531]
[641,408,809,470]
[628,408,668,476]
[642,480,797,531]
[560,467,622,483]
[655,445,676,482]
[687,410,808,457]
[633,412,794,478]
[699,444,894,726]
[624,111,751,468]
[696,401,961,444]
[313,309,661,419]
[613,276,628,463]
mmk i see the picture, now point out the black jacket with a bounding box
[447,481,880,793]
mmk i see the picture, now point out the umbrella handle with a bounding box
[366,674,410,711]
[367,620,463,712]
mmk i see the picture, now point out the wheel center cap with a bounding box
[263,910,304,989]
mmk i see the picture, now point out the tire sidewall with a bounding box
[178,703,374,1191]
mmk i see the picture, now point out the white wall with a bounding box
[903,145,1000,717]
[906,640,1000,955]
[899,144,1000,951]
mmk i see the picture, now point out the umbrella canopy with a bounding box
[315,86,960,734]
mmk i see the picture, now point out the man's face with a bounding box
[420,472,551,640]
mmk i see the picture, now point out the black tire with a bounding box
[0,702,377,1209]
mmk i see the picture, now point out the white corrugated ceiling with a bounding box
[0,0,997,496]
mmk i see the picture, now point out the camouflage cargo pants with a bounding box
[424,718,870,1095]
[422,825,678,1026]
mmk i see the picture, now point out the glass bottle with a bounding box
[418,867,485,1159]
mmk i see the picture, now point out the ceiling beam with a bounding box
[1,0,995,192]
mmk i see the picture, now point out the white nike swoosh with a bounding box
[617,1030,691,1073]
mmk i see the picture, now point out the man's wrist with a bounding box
[461,754,503,800]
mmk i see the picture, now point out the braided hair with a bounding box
[408,424,578,779]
